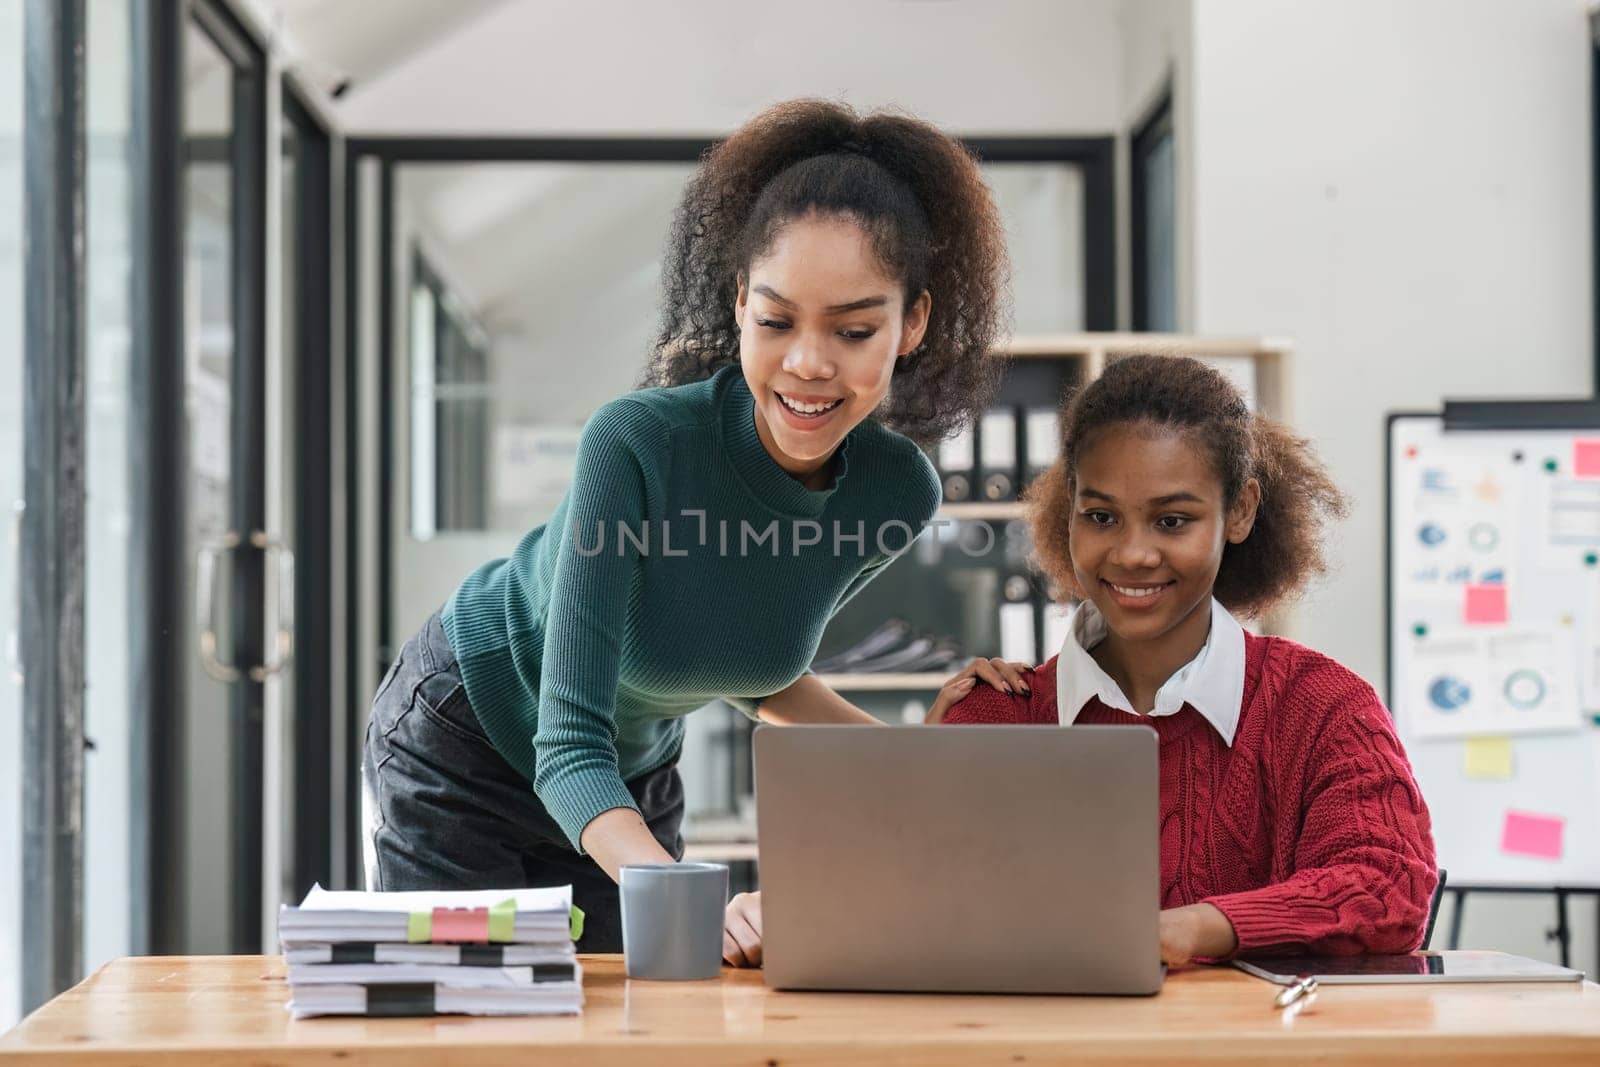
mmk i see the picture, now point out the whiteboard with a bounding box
[1387,414,1600,885]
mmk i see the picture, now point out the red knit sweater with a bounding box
[943,632,1438,956]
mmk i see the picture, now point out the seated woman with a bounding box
[929,354,1438,967]
[721,354,1438,969]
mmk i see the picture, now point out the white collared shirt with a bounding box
[1054,596,1246,746]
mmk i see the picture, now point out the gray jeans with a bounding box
[361,610,685,952]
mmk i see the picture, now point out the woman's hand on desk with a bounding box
[720,894,1235,970]
[925,658,1035,723]
[1159,903,1238,967]
[723,891,764,967]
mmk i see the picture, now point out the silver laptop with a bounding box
[754,724,1162,995]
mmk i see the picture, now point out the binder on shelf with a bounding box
[1042,600,1072,660]
[1037,574,1073,662]
[937,426,976,503]
[979,408,1020,502]
[999,573,1038,665]
[1024,407,1060,482]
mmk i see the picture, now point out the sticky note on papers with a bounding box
[1463,736,1513,780]
[1463,583,1508,625]
[1574,439,1600,479]
[1500,810,1564,860]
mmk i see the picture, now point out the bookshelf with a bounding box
[936,502,1028,521]
[815,672,952,692]
[996,332,1293,422]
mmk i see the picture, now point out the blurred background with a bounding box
[1,0,1595,1027]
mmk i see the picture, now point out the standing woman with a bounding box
[362,99,1010,950]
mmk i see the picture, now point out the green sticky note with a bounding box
[487,898,516,943]
[1463,736,1514,780]
[570,905,585,942]
[406,910,431,943]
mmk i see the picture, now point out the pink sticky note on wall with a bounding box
[1463,583,1508,625]
[1574,439,1600,478]
[1501,810,1565,860]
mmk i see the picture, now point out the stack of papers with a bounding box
[278,884,584,1019]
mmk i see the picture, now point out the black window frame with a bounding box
[20,0,89,1013]
[281,82,335,905]
[1131,88,1175,332]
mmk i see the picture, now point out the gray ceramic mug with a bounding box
[619,862,730,980]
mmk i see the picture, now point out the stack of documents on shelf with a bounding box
[810,617,966,674]
[278,884,584,1019]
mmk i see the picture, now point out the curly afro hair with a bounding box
[640,98,1011,447]
[1026,354,1349,619]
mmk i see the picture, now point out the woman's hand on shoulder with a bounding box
[924,657,1034,724]
[723,891,764,968]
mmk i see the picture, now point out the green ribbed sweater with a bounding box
[442,365,941,850]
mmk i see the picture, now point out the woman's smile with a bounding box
[775,389,846,427]
[1101,579,1176,610]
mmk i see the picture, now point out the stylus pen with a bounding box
[1274,975,1318,1010]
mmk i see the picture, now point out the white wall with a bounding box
[336,0,1128,136]
[1190,0,1593,684]
[1188,0,1595,971]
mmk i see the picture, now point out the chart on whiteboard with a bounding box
[1406,626,1578,738]
[1391,426,1597,740]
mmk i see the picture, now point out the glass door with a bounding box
[181,0,268,954]
[83,0,139,985]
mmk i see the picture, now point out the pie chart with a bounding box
[1503,670,1546,710]
[1428,676,1471,712]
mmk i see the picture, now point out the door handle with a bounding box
[197,530,243,683]
[251,531,294,682]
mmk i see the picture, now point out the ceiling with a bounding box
[260,0,515,101]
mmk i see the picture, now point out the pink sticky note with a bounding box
[1575,439,1600,478]
[431,906,489,943]
[1463,583,1508,625]
[1501,810,1565,860]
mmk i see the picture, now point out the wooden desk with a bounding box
[3,954,1599,1066]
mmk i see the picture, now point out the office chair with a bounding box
[1422,868,1448,950]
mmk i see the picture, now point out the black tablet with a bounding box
[1234,950,1585,984]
